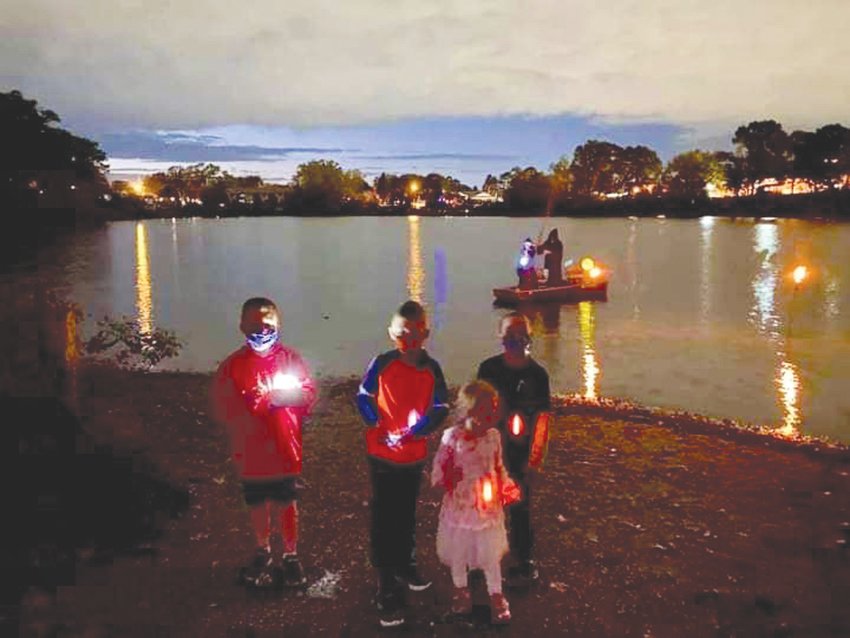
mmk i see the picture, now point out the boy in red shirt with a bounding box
[211,297,316,588]
[357,300,449,627]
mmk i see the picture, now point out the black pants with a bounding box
[508,478,533,563]
[368,457,424,574]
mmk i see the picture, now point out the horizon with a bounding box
[3,1,849,188]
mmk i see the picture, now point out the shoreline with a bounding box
[11,364,850,635]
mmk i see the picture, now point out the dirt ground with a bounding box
[11,365,850,638]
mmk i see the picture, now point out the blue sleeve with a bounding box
[410,359,450,437]
[356,355,382,426]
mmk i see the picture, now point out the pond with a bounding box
[43,215,850,442]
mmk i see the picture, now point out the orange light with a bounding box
[580,257,595,272]
[589,266,602,279]
[481,477,494,503]
[510,413,525,436]
[792,265,808,285]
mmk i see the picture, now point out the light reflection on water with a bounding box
[747,222,803,436]
[134,222,153,334]
[699,216,714,326]
[578,301,600,400]
[407,215,424,303]
[58,216,850,442]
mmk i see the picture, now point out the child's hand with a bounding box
[382,430,408,448]
[269,386,306,408]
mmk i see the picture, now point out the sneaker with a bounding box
[378,608,406,628]
[451,587,472,615]
[395,566,432,591]
[490,592,511,625]
[281,554,306,588]
[241,547,273,587]
[376,581,405,628]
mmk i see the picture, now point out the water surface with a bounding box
[45,215,850,442]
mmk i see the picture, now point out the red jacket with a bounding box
[357,350,449,464]
[211,342,316,480]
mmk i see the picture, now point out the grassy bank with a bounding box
[13,364,850,637]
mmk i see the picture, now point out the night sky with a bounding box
[2,0,848,187]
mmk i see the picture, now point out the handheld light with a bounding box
[510,413,525,436]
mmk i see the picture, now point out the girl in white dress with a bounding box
[431,380,518,624]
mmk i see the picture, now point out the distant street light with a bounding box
[792,265,808,286]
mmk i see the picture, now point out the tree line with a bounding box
[3,89,849,218]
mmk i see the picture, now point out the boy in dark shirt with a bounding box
[477,312,551,582]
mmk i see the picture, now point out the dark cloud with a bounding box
[96,131,346,162]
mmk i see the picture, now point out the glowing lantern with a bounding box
[792,265,808,285]
[481,477,494,504]
[510,413,525,437]
[589,266,602,279]
[580,257,595,272]
[272,372,302,391]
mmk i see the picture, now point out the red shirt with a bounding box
[211,342,316,480]
[357,350,449,464]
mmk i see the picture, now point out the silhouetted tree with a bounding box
[1,89,108,207]
[620,145,662,195]
[570,140,623,197]
[503,167,551,211]
[662,150,723,199]
[733,120,793,190]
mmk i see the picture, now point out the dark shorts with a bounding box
[241,477,298,506]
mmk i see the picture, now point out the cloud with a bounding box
[98,131,345,161]
[3,0,847,133]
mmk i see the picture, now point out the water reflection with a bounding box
[749,222,802,435]
[135,222,153,334]
[824,274,840,322]
[750,223,780,338]
[433,247,447,331]
[776,357,802,435]
[519,303,560,335]
[699,216,714,324]
[407,215,424,303]
[578,301,600,400]
[626,219,640,319]
[64,307,79,411]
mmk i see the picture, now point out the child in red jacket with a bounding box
[211,297,316,587]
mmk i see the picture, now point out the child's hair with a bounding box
[499,311,530,337]
[388,300,427,338]
[457,379,502,421]
[242,297,278,317]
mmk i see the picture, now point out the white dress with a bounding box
[432,426,510,571]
